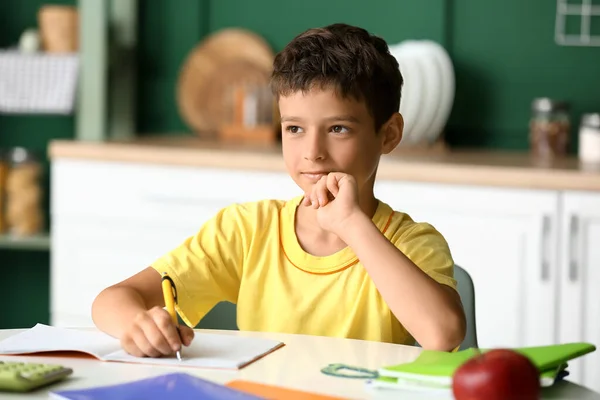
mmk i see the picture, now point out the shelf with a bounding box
[0,233,50,251]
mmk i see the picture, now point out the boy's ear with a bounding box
[381,112,404,154]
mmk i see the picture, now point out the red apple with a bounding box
[452,349,540,400]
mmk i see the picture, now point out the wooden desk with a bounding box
[0,328,598,399]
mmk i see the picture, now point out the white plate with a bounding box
[396,40,443,145]
[390,44,423,145]
[419,40,455,144]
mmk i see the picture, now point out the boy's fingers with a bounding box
[179,325,195,346]
[317,185,329,206]
[312,176,328,207]
[121,334,145,358]
[131,325,161,357]
[140,315,174,355]
[310,189,319,208]
[156,314,183,352]
[326,173,340,196]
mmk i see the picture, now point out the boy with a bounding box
[91,23,466,358]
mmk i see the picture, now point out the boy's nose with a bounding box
[303,132,327,161]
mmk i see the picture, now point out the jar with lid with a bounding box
[578,113,600,164]
[5,147,44,236]
[529,98,571,158]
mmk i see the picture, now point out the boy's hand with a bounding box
[119,306,194,358]
[303,172,362,235]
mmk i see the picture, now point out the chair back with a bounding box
[455,264,479,350]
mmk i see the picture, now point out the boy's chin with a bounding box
[292,181,314,196]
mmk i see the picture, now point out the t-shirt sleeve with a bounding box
[390,221,458,291]
[150,204,248,328]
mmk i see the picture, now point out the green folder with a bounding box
[376,342,595,389]
[370,363,569,390]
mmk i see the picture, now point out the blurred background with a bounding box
[1,1,600,386]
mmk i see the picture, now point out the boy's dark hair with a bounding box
[271,23,402,132]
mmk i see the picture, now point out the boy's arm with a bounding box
[91,266,165,339]
[307,173,465,351]
[340,212,466,351]
[91,204,248,345]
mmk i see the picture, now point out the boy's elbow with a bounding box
[90,287,110,324]
[91,285,126,325]
[421,311,467,352]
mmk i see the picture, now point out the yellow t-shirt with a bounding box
[151,195,457,345]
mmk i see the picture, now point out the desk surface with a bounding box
[0,328,598,399]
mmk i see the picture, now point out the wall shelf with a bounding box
[0,233,50,251]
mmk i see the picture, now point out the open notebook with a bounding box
[368,342,596,392]
[0,323,284,370]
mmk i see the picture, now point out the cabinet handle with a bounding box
[569,215,579,282]
[541,215,551,281]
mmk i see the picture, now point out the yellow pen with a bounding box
[161,272,182,361]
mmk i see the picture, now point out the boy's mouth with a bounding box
[301,172,329,181]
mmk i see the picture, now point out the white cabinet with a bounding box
[375,181,559,350]
[558,191,600,392]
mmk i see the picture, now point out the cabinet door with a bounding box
[375,181,559,349]
[558,191,600,392]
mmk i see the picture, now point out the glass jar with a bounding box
[5,147,44,236]
[578,113,600,164]
[529,98,571,158]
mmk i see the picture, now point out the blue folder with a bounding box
[50,372,264,400]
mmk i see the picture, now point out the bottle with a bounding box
[578,113,600,164]
[5,147,44,236]
[529,98,571,158]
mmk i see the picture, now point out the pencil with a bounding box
[161,272,182,361]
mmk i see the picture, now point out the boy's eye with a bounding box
[286,125,303,134]
[331,125,349,134]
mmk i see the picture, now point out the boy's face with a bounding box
[279,87,401,197]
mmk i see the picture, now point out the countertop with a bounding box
[48,136,600,192]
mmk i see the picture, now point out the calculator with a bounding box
[0,360,73,392]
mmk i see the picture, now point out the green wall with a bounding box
[0,252,50,327]
[1,0,599,328]
[449,1,600,149]
[136,0,600,150]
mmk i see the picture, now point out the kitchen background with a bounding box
[0,0,599,328]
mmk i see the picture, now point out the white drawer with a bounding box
[51,159,301,221]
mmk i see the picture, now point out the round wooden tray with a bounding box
[177,28,275,136]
